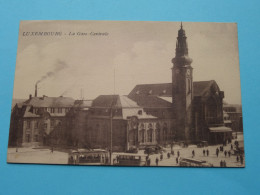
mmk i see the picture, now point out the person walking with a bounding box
[236,155,239,162]
[160,153,163,161]
[228,151,231,157]
[224,150,227,157]
[176,157,179,164]
[156,157,159,166]
[171,150,174,156]
[216,148,219,157]
[177,151,180,157]
[231,144,233,150]
[206,149,209,156]
[167,152,170,159]
[203,149,205,156]
[192,150,195,158]
[220,160,223,167]
[240,155,244,165]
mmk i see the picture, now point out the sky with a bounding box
[13,20,241,104]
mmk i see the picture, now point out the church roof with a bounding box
[128,80,216,98]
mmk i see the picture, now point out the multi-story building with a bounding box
[9,93,74,147]
[223,103,243,132]
[9,23,238,149]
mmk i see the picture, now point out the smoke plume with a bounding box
[36,60,68,84]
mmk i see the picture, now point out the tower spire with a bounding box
[172,23,193,66]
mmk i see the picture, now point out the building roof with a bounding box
[128,80,216,98]
[74,100,93,109]
[92,95,156,119]
[128,80,218,109]
[24,96,75,108]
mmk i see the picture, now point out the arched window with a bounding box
[163,123,168,141]
[147,129,153,142]
[139,123,145,143]
[187,78,191,94]
[155,123,160,143]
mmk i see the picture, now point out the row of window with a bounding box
[26,120,61,129]
[25,134,39,142]
[33,107,70,114]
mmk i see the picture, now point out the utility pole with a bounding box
[110,105,113,165]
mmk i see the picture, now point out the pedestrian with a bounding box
[156,157,159,166]
[220,160,223,167]
[203,149,205,156]
[167,152,170,159]
[160,153,163,161]
[50,147,54,153]
[176,157,179,164]
[223,160,227,167]
[240,155,243,165]
[224,150,227,157]
[171,150,175,156]
[231,144,233,150]
[177,151,180,157]
[228,151,231,157]
[192,150,195,158]
[216,148,219,157]
[236,155,239,162]
[206,149,209,156]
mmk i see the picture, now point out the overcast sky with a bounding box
[13,21,241,104]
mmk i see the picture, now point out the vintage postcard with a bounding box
[7,20,244,167]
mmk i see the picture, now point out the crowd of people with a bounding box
[144,140,244,167]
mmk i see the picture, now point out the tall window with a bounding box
[187,79,191,94]
[26,121,31,129]
[147,129,153,142]
[163,123,168,142]
[50,108,55,113]
[35,121,39,129]
[51,120,55,127]
[34,135,38,142]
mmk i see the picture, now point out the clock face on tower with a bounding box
[187,69,191,76]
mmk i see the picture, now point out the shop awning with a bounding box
[209,126,232,133]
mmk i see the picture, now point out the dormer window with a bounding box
[58,108,62,113]
[50,108,55,113]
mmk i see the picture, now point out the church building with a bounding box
[128,23,232,145]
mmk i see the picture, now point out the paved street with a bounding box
[7,147,68,164]
[142,143,244,167]
[143,134,245,167]
[7,134,244,167]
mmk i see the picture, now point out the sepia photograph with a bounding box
[7,20,244,167]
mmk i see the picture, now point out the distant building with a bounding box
[223,103,243,132]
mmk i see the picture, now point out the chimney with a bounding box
[35,84,37,97]
[29,94,32,99]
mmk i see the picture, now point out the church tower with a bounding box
[172,23,193,142]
